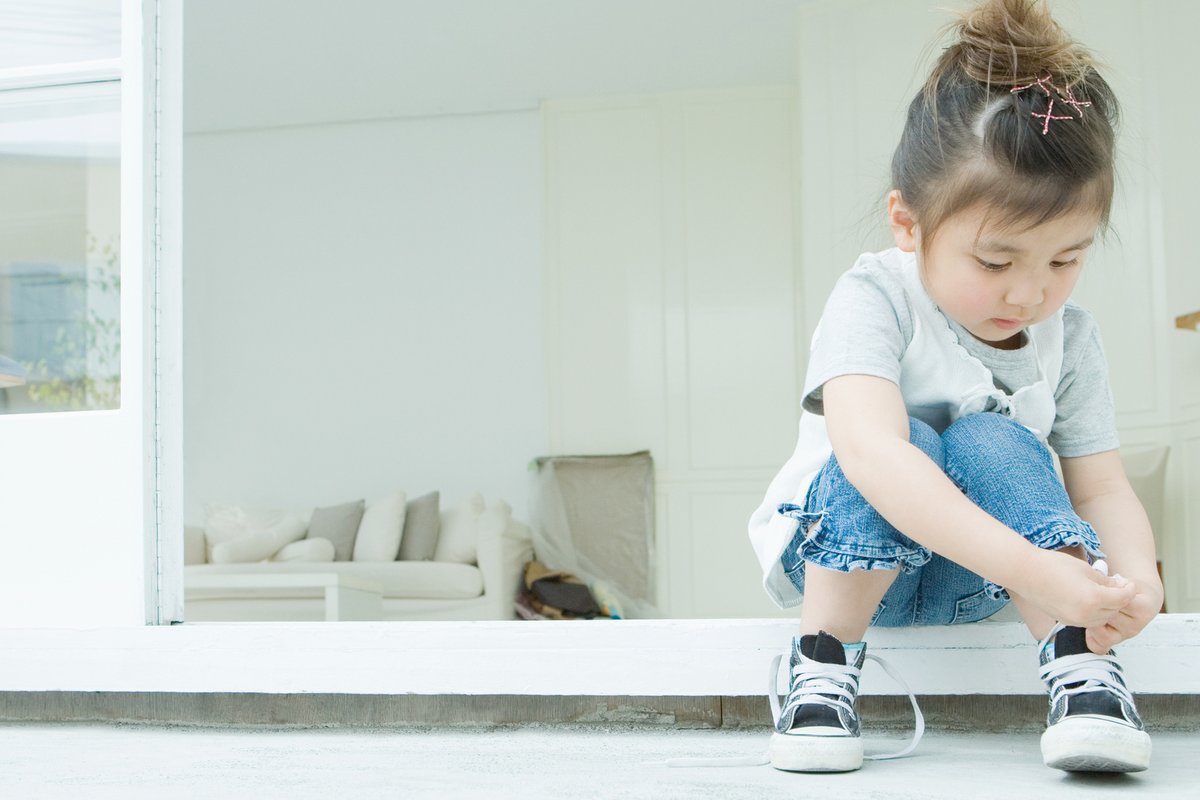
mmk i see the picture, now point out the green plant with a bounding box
[22,232,121,410]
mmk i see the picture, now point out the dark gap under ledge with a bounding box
[2,693,1199,732]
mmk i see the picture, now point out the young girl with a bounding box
[748,0,1162,774]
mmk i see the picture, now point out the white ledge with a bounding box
[3,616,1198,695]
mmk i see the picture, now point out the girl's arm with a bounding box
[822,374,1135,628]
[1060,450,1164,651]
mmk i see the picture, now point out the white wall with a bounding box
[183,110,547,523]
[178,0,806,542]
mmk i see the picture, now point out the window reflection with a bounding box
[0,82,120,414]
[0,0,120,71]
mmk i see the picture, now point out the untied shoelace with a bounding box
[644,644,925,767]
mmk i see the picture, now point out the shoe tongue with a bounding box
[1053,626,1091,658]
[797,630,846,666]
[1049,626,1100,691]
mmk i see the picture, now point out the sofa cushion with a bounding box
[309,499,366,561]
[273,537,336,562]
[397,491,440,561]
[434,492,484,564]
[185,561,483,599]
[353,489,407,562]
[204,505,311,563]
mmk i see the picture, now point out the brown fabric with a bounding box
[518,589,570,620]
[523,560,586,588]
[520,560,602,619]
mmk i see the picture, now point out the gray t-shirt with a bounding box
[801,262,1119,458]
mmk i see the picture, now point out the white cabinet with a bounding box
[1139,0,1200,612]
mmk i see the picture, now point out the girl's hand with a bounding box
[1085,576,1164,654]
[1012,548,1136,629]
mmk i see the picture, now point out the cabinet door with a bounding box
[1142,0,1200,612]
[546,89,800,617]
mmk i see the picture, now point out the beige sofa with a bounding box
[183,507,533,622]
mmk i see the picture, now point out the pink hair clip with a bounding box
[1030,99,1073,135]
[1054,83,1093,115]
[1011,74,1090,135]
[1011,74,1057,97]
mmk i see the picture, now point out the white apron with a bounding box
[748,248,1063,608]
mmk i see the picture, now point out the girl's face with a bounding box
[911,205,1100,350]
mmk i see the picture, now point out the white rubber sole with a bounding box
[768,728,864,772]
[1040,716,1152,773]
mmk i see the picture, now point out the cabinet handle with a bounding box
[1177,310,1200,331]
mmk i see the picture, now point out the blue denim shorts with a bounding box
[778,412,1105,627]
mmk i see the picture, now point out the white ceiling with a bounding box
[183,0,810,133]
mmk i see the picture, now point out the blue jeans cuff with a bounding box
[798,539,933,575]
[983,582,1011,602]
[1026,518,1106,559]
[778,503,933,576]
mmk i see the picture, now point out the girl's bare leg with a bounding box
[799,563,900,643]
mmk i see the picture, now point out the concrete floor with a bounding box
[1,723,1197,799]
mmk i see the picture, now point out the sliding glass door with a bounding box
[0,0,167,626]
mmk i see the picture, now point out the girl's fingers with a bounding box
[1086,607,1142,651]
[1095,582,1136,611]
[1085,625,1120,654]
[1088,571,1130,590]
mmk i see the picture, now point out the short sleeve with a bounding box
[1048,305,1120,457]
[801,263,913,415]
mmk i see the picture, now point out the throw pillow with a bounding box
[308,499,366,561]
[212,528,307,564]
[433,492,485,564]
[352,488,407,562]
[203,504,311,563]
[474,498,513,561]
[273,537,336,562]
[397,491,440,561]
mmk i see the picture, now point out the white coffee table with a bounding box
[186,572,384,621]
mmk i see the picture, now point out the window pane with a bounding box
[0,81,120,413]
[0,0,120,70]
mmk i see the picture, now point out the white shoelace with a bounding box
[647,645,925,768]
[1038,624,1135,710]
[770,652,860,725]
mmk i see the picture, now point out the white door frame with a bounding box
[154,0,185,625]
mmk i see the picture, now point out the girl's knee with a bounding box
[945,409,1028,436]
[943,412,1041,457]
[942,412,1058,495]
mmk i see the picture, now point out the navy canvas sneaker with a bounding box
[1038,624,1152,772]
[768,630,868,772]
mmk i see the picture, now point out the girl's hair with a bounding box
[892,0,1120,252]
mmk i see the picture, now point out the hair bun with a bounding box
[895,0,1119,253]
[945,0,1095,87]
